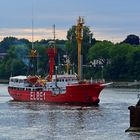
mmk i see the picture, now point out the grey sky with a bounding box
[0,0,139,42]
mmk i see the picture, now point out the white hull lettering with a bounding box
[30,91,46,101]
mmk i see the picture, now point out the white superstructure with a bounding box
[9,76,29,87]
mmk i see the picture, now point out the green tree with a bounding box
[107,43,134,81]
[6,45,28,76]
[88,40,113,65]
[129,47,140,80]
[87,40,114,80]
[122,34,140,45]
[66,25,94,74]
[32,45,48,76]
[0,37,31,53]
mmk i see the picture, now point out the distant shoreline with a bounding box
[0,79,8,84]
[0,79,140,88]
[110,81,140,88]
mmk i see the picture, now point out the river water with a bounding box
[0,84,140,140]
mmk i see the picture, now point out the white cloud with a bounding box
[0,0,140,45]
[0,26,139,44]
[0,27,126,43]
[0,28,67,41]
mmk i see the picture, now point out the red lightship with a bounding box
[8,17,108,105]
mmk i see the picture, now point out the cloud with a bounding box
[0,25,139,44]
[0,27,128,43]
[0,28,67,41]
[0,0,140,44]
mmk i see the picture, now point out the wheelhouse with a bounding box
[9,76,29,88]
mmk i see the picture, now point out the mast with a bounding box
[76,16,84,80]
[31,2,34,49]
[29,3,38,75]
[47,25,56,81]
[53,24,56,41]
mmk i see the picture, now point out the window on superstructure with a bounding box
[19,80,22,83]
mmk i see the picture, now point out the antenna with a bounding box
[29,1,38,75]
[53,24,56,41]
[32,2,34,49]
[53,24,56,49]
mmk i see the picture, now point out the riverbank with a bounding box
[0,79,8,84]
[111,81,140,88]
[1,78,140,88]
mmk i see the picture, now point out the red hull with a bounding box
[8,83,105,105]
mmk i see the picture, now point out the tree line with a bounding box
[0,26,140,82]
